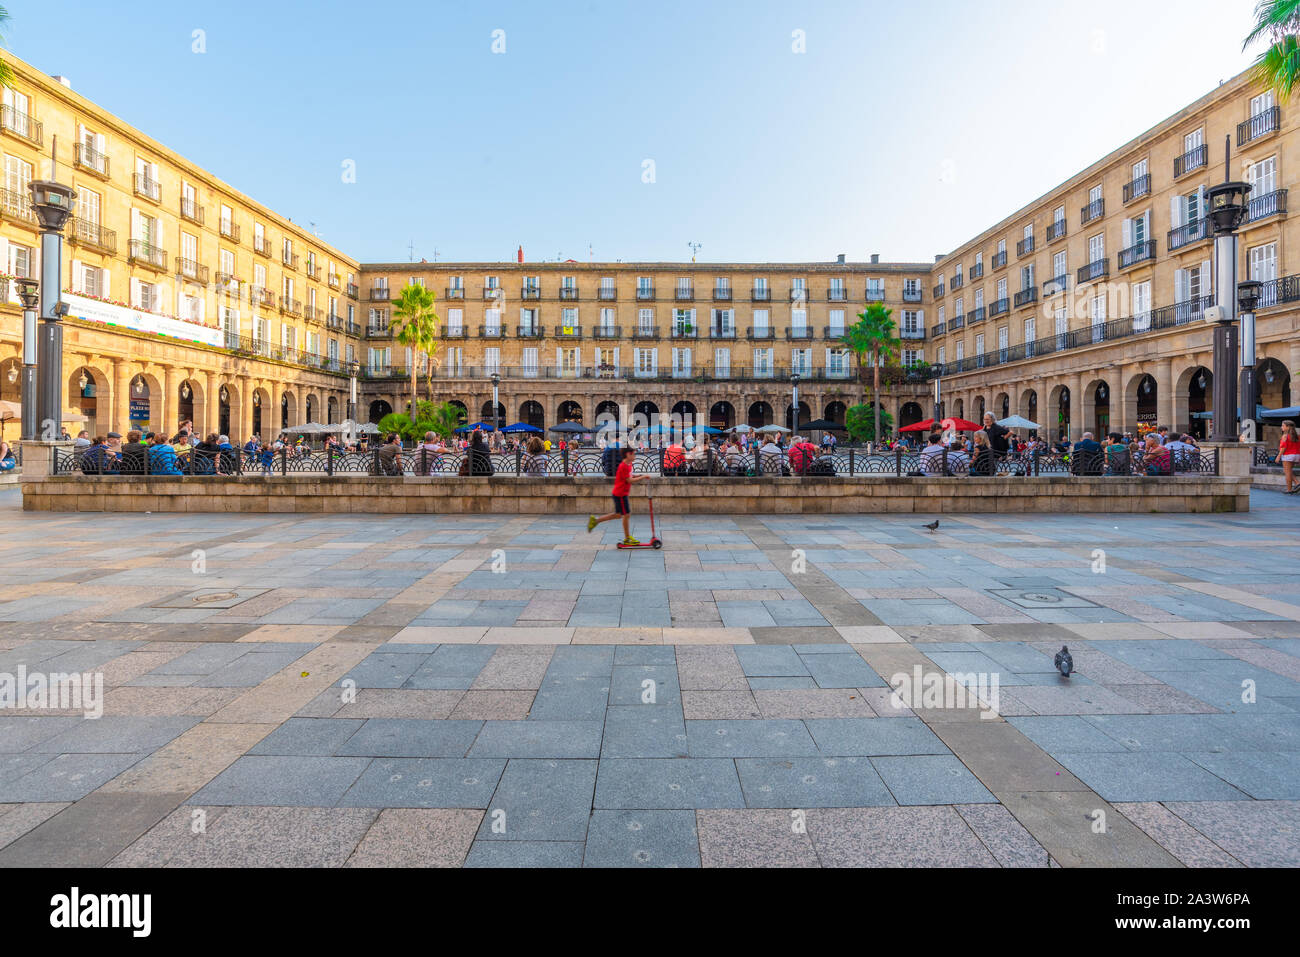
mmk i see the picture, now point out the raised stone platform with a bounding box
[21,474,1251,513]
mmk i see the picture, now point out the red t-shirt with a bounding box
[1280,435,1300,456]
[613,460,633,496]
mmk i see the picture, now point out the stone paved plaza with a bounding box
[0,485,1297,867]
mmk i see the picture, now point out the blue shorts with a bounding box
[612,495,630,515]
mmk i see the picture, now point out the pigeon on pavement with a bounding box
[923,520,940,532]
[1055,645,1073,677]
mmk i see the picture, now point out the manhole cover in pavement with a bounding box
[987,587,1099,609]
[152,587,269,609]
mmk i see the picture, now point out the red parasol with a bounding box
[899,417,982,432]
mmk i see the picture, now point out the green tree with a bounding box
[846,403,893,443]
[1245,1,1300,100]
[389,283,440,426]
[0,8,14,88]
[841,303,901,449]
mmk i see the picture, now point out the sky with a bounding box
[5,0,1263,265]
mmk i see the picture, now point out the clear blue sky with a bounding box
[7,0,1260,264]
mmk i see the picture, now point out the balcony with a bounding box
[347,282,359,299]
[900,326,925,340]
[593,325,622,339]
[253,236,272,258]
[519,285,540,300]
[988,297,1010,318]
[478,325,508,338]
[559,286,580,301]
[254,287,276,308]
[215,271,240,287]
[370,287,391,301]
[1245,188,1288,225]
[712,326,738,339]
[949,275,964,291]
[327,272,340,289]
[903,287,923,303]
[445,286,465,300]
[305,306,325,324]
[283,252,299,271]
[368,325,393,338]
[1047,219,1067,243]
[789,288,809,302]
[784,327,813,340]
[346,321,362,336]
[221,220,241,243]
[991,250,1008,270]
[933,283,946,299]
[949,314,965,331]
[865,285,885,301]
[1076,259,1109,284]
[674,287,694,301]
[1016,236,1035,257]
[966,307,986,325]
[484,286,505,300]
[713,286,733,301]
[1122,174,1151,204]
[1174,144,1208,179]
[127,240,167,272]
[827,287,848,301]
[68,217,117,255]
[751,287,771,302]
[969,263,984,280]
[1043,274,1070,297]
[180,197,205,226]
[671,325,697,338]
[598,287,618,300]
[1238,106,1281,147]
[279,296,302,316]
[133,173,161,203]
[1118,239,1156,270]
[74,142,110,179]
[1081,198,1104,225]
[306,262,319,280]
[1168,218,1209,251]
[327,313,343,330]
[516,325,544,338]
[1013,287,1038,308]
[0,105,42,146]
[930,322,947,337]
[747,326,774,339]
[177,258,210,284]
[632,326,659,339]
[636,286,656,301]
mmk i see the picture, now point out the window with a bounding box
[714,347,730,376]
[1185,128,1203,152]
[753,348,773,377]
[596,307,614,333]
[826,348,848,377]
[974,288,984,309]
[673,308,695,335]
[954,297,963,317]
[1248,155,1277,195]
[253,221,265,250]
[76,185,101,228]
[560,347,579,376]
[828,309,845,335]
[1053,205,1065,225]
[2,87,32,137]
[485,348,500,374]
[998,326,1008,360]
[560,308,578,333]
[1132,158,1148,180]
[996,278,1006,301]
[997,239,1006,257]
[1053,251,1067,280]
[220,204,233,233]
[938,305,945,324]
[937,346,946,366]
[1088,233,1105,263]
[7,241,33,278]
[672,347,692,377]
[638,308,655,334]
[1123,211,1150,250]
[637,276,652,296]
[328,339,338,362]
[1091,295,1107,342]
[955,340,964,361]
[975,333,985,362]
[711,308,734,335]
[792,277,806,302]
[1020,264,1034,289]
[1023,318,1035,356]
[220,248,235,280]
[254,263,267,289]
[792,348,812,375]
[1132,281,1152,330]
[752,309,769,333]
[754,277,768,295]
[1089,184,1102,205]
[4,154,33,217]
[449,275,463,290]
[1023,223,1033,241]
[447,308,464,333]
[1249,242,1278,282]
[901,310,921,336]
[519,308,537,334]
[282,237,293,261]
[902,348,921,366]
[903,278,920,298]
[523,275,539,294]
[635,348,658,377]
[790,309,807,333]
[78,264,103,297]
[716,277,730,292]
[558,276,572,291]
[866,278,884,300]
[484,308,502,335]
[523,347,539,377]
[1251,89,1275,117]
[829,277,845,299]
[676,277,692,295]
[1054,309,1067,346]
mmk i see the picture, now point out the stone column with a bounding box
[113,359,131,436]
[204,371,219,438]
[239,375,254,443]
[162,365,179,437]
[1155,357,1174,434]
[1069,372,1084,442]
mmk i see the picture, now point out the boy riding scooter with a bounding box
[587,447,649,545]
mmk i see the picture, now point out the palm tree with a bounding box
[0,8,15,88]
[841,303,901,447]
[389,283,440,426]
[427,401,465,439]
[1244,1,1300,100]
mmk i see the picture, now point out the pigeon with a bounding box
[923,520,940,532]
[1055,645,1073,677]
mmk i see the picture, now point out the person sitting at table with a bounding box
[1141,433,1172,475]
[1071,431,1104,475]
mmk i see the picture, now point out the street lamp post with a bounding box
[1237,279,1261,440]
[16,278,38,441]
[490,372,501,434]
[790,372,800,436]
[29,167,77,440]
[1204,141,1250,443]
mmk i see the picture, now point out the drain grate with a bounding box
[152,587,268,609]
[986,587,1099,609]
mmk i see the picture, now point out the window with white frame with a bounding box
[561,308,578,333]
[519,308,537,334]
[638,308,655,334]
[672,346,692,377]
[902,348,921,366]
[522,347,539,377]
[446,308,463,334]
[792,348,812,375]
[827,309,845,335]
[485,347,500,374]
[635,347,657,377]
[484,308,502,335]
[752,309,769,333]
[714,347,730,376]
[790,309,807,333]
[6,241,32,278]
[1132,281,1152,330]
[753,347,773,376]
[599,307,615,333]
[827,348,849,377]
[1249,242,1278,282]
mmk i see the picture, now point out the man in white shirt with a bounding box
[920,432,947,474]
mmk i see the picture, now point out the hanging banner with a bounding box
[63,292,223,348]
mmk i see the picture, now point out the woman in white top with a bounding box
[418,431,447,475]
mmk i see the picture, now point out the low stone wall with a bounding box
[21,474,1251,514]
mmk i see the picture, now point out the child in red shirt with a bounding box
[588,447,646,544]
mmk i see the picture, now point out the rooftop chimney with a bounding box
[934,254,943,262]
[870,254,880,264]
[836,253,846,264]
[51,75,72,89]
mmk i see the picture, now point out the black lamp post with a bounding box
[790,372,800,436]
[15,278,38,441]
[1237,279,1262,438]
[490,371,501,434]
[29,168,77,440]
[1204,146,1250,443]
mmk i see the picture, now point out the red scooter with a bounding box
[617,496,663,549]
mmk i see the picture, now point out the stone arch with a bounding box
[304,393,320,424]
[710,401,735,430]
[216,380,241,440]
[1176,364,1213,439]
[557,399,583,423]
[66,363,112,439]
[481,400,506,428]
[1047,383,1070,440]
[823,400,846,425]
[368,398,393,424]
[1257,356,1291,411]
[1127,371,1158,435]
[127,370,163,436]
[1018,388,1037,425]
[519,400,545,430]
[785,401,811,431]
[899,401,924,429]
[176,376,206,436]
[279,390,297,434]
[953,397,964,419]
[747,401,773,428]
[994,392,1010,420]
[1082,378,1112,438]
[327,395,339,424]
